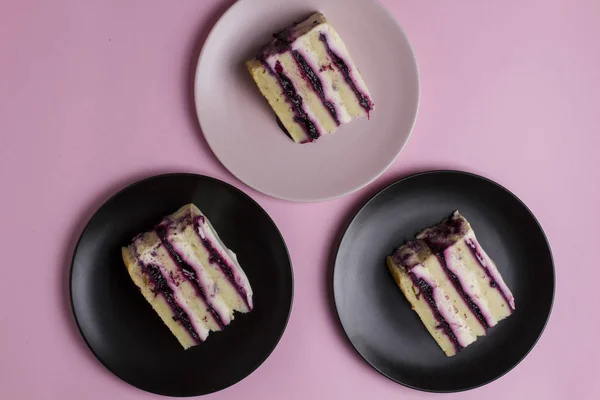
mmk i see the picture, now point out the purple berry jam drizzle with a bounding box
[267,30,339,125]
[193,218,252,311]
[291,49,340,125]
[155,225,226,329]
[319,33,374,116]
[436,252,490,330]
[143,262,203,344]
[259,58,320,141]
[417,216,469,253]
[465,238,514,312]
[408,273,463,353]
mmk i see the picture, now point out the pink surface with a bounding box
[0,0,599,399]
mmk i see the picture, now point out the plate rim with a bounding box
[332,169,556,393]
[193,0,421,203]
[69,172,294,397]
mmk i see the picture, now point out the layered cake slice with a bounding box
[246,12,374,143]
[386,211,515,356]
[122,204,253,349]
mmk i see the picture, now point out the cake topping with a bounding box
[416,211,471,252]
[392,240,431,268]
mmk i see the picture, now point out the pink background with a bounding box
[1,0,598,399]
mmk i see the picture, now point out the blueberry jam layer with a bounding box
[259,59,320,141]
[155,225,226,330]
[193,218,252,310]
[143,262,203,344]
[408,273,463,353]
[465,238,515,312]
[291,49,340,125]
[266,31,339,126]
[436,253,490,330]
[319,33,374,114]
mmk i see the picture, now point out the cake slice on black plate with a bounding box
[246,12,374,143]
[386,211,515,356]
[122,204,253,349]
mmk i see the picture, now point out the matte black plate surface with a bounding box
[70,174,293,396]
[333,171,554,392]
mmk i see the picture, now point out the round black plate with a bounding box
[70,174,293,396]
[333,171,554,392]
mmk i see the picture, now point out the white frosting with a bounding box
[464,230,516,310]
[197,216,254,309]
[136,241,210,341]
[314,24,372,111]
[291,36,352,124]
[167,230,234,326]
[411,264,477,348]
[443,246,497,327]
[264,54,326,136]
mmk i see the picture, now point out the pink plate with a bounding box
[195,0,419,202]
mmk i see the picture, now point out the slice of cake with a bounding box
[246,12,374,143]
[386,211,515,356]
[122,204,253,349]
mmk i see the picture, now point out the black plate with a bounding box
[70,174,293,397]
[333,171,554,392]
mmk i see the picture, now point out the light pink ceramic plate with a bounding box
[195,0,419,202]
